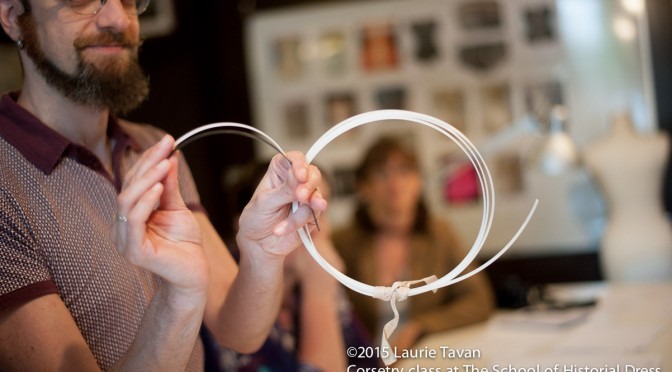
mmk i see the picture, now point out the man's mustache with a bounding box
[74,32,143,50]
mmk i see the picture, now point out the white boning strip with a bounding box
[174,113,539,366]
[293,110,538,365]
[296,110,538,296]
[174,122,288,156]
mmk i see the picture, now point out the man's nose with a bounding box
[95,0,132,32]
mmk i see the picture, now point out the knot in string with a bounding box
[372,275,438,366]
[377,280,412,302]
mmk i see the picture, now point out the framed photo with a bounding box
[273,36,304,80]
[331,166,358,198]
[360,21,399,72]
[481,83,512,134]
[442,161,480,205]
[375,86,407,110]
[458,1,502,31]
[282,100,310,139]
[432,88,466,133]
[324,91,357,128]
[411,19,440,62]
[458,42,507,71]
[319,31,348,77]
[523,4,557,44]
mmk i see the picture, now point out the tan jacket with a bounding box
[332,216,495,338]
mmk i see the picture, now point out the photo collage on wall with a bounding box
[252,0,563,202]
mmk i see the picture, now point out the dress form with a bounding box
[585,113,672,281]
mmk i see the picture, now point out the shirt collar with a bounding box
[0,92,140,175]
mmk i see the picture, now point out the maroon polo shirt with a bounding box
[0,92,205,370]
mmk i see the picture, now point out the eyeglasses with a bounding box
[66,0,151,16]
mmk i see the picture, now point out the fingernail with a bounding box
[160,135,172,146]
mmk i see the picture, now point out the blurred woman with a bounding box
[332,136,495,352]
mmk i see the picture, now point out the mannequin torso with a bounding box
[585,114,672,281]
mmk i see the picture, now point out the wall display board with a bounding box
[246,0,656,255]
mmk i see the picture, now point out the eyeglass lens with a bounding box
[67,0,151,16]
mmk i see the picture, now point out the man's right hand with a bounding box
[112,134,209,302]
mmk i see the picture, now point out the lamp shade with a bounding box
[529,105,581,175]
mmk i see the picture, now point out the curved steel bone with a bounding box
[170,124,320,231]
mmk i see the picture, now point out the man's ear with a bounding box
[0,0,26,43]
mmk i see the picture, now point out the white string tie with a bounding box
[373,275,438,365]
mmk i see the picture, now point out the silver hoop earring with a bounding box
[17,38,25,50]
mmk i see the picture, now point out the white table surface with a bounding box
[395,281,672,371]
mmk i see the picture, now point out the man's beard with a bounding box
[18,14,149,115]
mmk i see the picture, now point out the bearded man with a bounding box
[0,0,327,370]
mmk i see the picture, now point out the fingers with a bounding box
[276,152,327,212]
[114,137,176,255]
[123,135,175,188]
[253,153,326,236]
[118,158,171,216]
[116,134,179,225]
[237,152,327,254]
[123,183,164,257]
[113,180,164,259]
